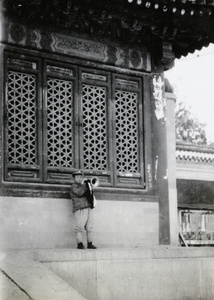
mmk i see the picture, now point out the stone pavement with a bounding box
[1,247,214,300]
[0,251,87,300]
[0,269,30,300]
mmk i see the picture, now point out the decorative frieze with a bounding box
[8,23,26,45]
[176,149,214,163]
[6,20,151,71]
[51,33,107,61]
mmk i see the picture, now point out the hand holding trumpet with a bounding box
[82,177,99,188]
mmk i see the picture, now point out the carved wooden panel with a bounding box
[113,75,145,188]
[47,77,74,168]
[4,54,146,188]
[7,71,37,165]
[82,84,108,171]
[79,69,112,186]
[44,62,77,184]
[115,89,139,173]
[5,54,42,182]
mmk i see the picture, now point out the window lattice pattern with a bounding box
[47,78,74,167]
[82,84,107,170]
[7,71,37,165]
[115,90,139,173]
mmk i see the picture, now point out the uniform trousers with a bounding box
[74,208,94,244]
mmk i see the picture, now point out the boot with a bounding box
[77,242,85,249]
[87,242,97,249]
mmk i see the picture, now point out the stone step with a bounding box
[1,247,214,300]
[32,246,214,262]
[0,251,87,300]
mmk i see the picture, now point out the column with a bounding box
[165,92,178,245]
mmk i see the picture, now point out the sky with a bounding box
[165,43,214,144]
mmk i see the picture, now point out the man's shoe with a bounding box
[77,242,85,249]
[87,242,97,249]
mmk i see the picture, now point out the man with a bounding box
[70,170,97,249]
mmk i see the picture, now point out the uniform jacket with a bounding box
[70,182,91,213]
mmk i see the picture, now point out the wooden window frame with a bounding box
[2,48,153,195]
[4,52,43,183]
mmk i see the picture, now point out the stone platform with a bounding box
[0,247,214,300]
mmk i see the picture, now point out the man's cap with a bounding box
[73,170,83,177]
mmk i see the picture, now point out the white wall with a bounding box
[43,248,214,300]
[0,196,159,249]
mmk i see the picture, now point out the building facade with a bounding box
[0,0,214,250]
[176,143,214,246]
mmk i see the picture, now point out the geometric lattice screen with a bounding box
[7,71,37,165]
[115,90,139,173]
[47,78,74,168]
[82,84,108,170]
[5,56,145,187]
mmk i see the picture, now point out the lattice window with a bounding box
[82,84,108,170]
[5,56,146,187]
[115,90,139,173]
[7,71,37,165]
[47,78,74,168]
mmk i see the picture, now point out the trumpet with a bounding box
[82,177,99,188]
